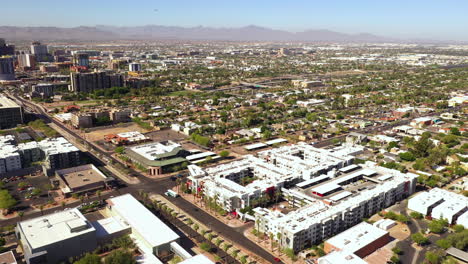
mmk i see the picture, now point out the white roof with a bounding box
[244,142,267,150]
[129,141,181,160]
[330,191,353,202]
[318,251,366,264]
[186,151,216,161]
[265,138,287,145]
[0,95,20,109]
[296,175,330,188]
[108,194,179,248]
[325,222,388,253]
[18,208,95,250]
[311,182,341,195]
[179,255,214,264]
[38,137,79,155]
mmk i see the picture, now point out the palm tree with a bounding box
[39,205,45,215]
[96,190,102,200]
[269,233,274,251]
[61,201,66,210]
[276,233,282,253]
[255,219,262,242]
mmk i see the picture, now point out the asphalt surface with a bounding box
[6,95,284,263]
[8,95,463,263]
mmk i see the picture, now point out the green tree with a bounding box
[399,152,416,162]
[411,232,428,245]
[410,212,423,219]
[425,251,443,264]
[74,253,101,264]
[436,239,451,250]
[199,242,211,252]
[428,218,448,234]
[104,250,136,264]
[282,248,297,261]
[219,150,230,158]
[0,190,17,212]
[114,146,125,154]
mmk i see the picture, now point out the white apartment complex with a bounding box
[408,188,468,226]
[188,155,297,212]
[257,142,361,180]
[253,161,417,252]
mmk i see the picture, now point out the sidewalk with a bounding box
[49,123,139,185]
[178,191,245,228]
[152,194,267,264]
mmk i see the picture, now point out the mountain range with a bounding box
[0,25,392,42]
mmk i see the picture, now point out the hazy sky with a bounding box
[1,0,468,41]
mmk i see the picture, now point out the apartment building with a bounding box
[71,113,93,128]
[408,188,468,225]
[69,71,124,93]
[252,161,417,252]
[0,95,24,129]
[188,155,298,212]
[38,137,81,171]
[257,142,361,180]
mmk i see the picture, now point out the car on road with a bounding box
[165,189,179,198]
[274,257,281,262]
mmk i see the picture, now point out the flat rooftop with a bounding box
[0,95,20,109]
[326,222,388,253]
[18,208,95,249]
[108,194,179,248]
[129,140,181,160]
[56,164,107,190]
[318,251,366,264]
[39,137,80,155]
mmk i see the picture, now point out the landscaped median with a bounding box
[150,194,266,264]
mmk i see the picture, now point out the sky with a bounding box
[1,0,468,41]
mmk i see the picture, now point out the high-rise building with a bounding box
[72,53,90,67]
[17,54,36,70]
[128,62,142,72]
[0,56,15,81]
[0,95,24,128]
[69,71,124,93]
[30,41,50,62]
[0,39,15,56]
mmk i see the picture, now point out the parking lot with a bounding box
[2,172,53,212]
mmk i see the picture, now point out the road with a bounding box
[9,95,462,263]
[6,94,284,263]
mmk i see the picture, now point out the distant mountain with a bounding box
[0,25,390,42]
[0,26,118,40]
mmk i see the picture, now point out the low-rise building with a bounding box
[125,141,189,175]
[104,131,149,146]
[324,222,390,258]
[16,208,98,264]
[53,164,110,196]
[71,113,93,128]
[408,188,468,224]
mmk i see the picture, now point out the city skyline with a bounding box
[1,0,468,41]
